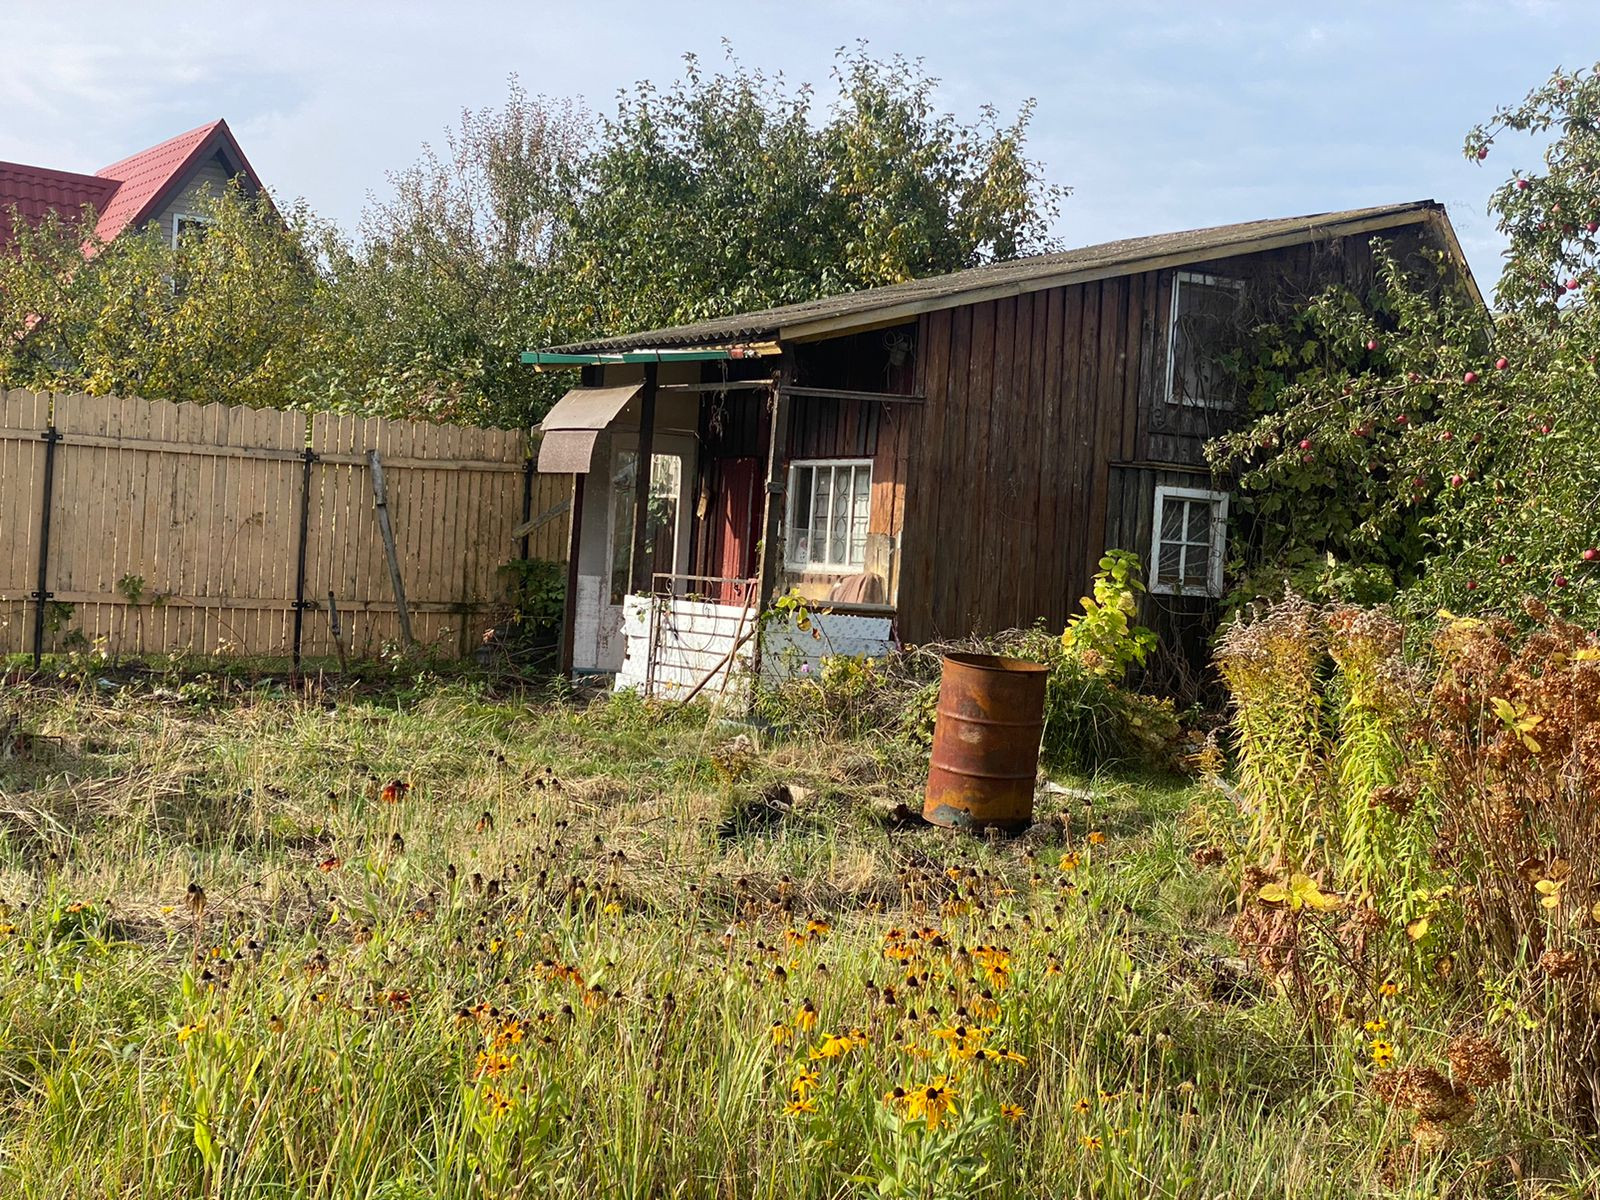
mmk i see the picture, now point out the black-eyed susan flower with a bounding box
[1000,1102,1024,1122]
[783,1096,817,1117]
[1059,853,1081,872]
[1087,831,1107,846]
[790,1068,820,1099]
[770,1021,790,1047]
[1371,1040,1395,1067]
[809,1032,855,1061]
[795,1000,818,1031]
[1080,1133,1103,1151]
[1072,1097,1091,1115]
[1364,1018,1387,1035]
[905,1077,959,1130]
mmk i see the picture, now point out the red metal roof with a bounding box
[0,161,118,245]
[0,118,264,250]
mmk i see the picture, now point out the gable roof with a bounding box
[0,119,264,249]
[90,119,263,243]
[547,200,1475,355]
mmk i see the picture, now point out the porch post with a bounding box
[753,357,794,609]
[559,472,585,676]
[628,363,658,595]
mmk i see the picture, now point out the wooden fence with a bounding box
[0,390,570,662]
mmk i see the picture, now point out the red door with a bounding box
[714,457,761,604]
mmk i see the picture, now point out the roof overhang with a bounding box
[521,343,778,371]
[535,383,642,473]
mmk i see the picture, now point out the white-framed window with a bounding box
[171,212,212,248]
[1150,485,1228,597]
[786,459,872,571]
[1166,271,1245,408]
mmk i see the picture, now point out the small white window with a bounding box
[786,459,872,571]
[172,213,212,247]
[1150,485,1228,597]
[1167,271,1244,408]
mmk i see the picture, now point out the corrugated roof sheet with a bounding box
[546,201,1450,354]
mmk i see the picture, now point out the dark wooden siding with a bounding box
[896,226,1432,655]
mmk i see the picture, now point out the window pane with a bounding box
[1160,498,1186,542]
[829,467,851,565]
[1186,498,1213,542]
[609,452,638,605]
[850,466,870,565]
[790,466,813,565]
[811,467,831,564]
[1158,541,1182,584]
[1173,278,1242,407]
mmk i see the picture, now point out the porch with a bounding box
[526,332,918,696]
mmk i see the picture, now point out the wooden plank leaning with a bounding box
[368,449,417,650]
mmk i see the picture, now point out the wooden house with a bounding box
[524,200,1479,694]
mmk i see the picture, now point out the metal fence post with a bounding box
[29,422,62,669]
[290,446,317,673]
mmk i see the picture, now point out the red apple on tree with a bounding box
[1555,575,1570,588]
[1463,370,1479,384]
[1584,548,1599,562]
[1495,357,1509,370]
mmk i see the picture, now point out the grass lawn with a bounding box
[0,672,1583,1198]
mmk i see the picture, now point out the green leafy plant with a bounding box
[1061,550,1157,677]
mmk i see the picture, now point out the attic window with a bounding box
[172,213,212,248]
[1167,271,1244,408]
[1149,485,1228,597]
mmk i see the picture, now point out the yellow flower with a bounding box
[790,1068,820,1099]
[1087,831,1107,846]
[1059,853,1081,872]
[482,1087,513,1117]
[795,1000,818,1031]
[176,1023,201,1043]
[1000,1102,1025,1122]
[770,1022,791,1047]
[904,1077,959,1130]
[1371,1040,1395,1068]
[1377,980,1400,998]
[475,1050,517,1078]
[809,1032,855,1060]
[1364,1018,1387,1035]
[783,1096,817,1117]
[1073,1097,1092,1115]
[805,919,831,937]
[1080,1133,1103,1151]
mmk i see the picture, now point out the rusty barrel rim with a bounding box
[940,652,1049,675]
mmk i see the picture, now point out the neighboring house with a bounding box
[523,200,1481,695]
[0,119,264,251]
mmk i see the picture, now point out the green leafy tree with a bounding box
[325,78,590,426]
[1211,62,1600,621]
[1,186,339,409]
[552,44,1067,342]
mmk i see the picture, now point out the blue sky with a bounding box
[3,1,1594,290]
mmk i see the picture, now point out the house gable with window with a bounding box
[526,200,1480,690]
[0,119,264,253]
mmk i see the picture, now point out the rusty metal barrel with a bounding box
[922,652,1048,831]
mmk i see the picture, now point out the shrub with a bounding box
[1218,591,1600,1127]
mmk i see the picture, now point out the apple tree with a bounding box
[1211,62,1600,623]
